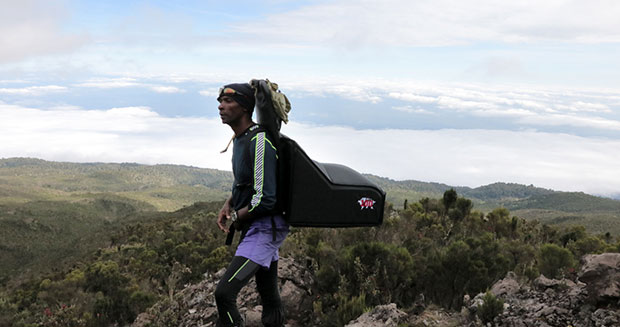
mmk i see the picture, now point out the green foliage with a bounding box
[343,242,415,306]
[0,201,227,327]
[507,192,620,213]
[477,291,504,324]
[295,189,617,325]
[202,246,232,273]
[0,197,159,280]
[538,243,576,279]
[335,293,368,326]
[443,189,458,212]
[0,158,232,211]
[1,174,618,327]
[453,197,473,221]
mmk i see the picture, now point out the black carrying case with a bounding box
[251,79,385,227]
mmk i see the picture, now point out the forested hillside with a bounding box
[2,157,620,282]
[0,158,232,211]
[1,191,618,326]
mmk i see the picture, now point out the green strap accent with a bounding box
[249,132,266,212]
[265,137,277,151]
[228,259,250,282]
[265,137,278,159]
[227,311,234,324]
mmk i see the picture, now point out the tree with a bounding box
[442,189,458,212]
[568,236,606,259]
[343,242,416,306]
[538,243,575,279]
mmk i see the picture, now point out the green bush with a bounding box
[343,242,415,306]
[335,293,368,326]
[3,191,617,327]
[202,246,231,273]
[538,243,575,279]
[477,291,504,324]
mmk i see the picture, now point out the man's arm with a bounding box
[217,195,233,233]
[241,131,277,220]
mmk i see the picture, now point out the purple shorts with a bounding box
[235,215,289,268]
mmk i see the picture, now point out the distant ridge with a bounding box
[2,157,620,235]
[2,157,620,281]
[0,157,233,211]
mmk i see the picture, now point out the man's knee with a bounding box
[215,281,234,304]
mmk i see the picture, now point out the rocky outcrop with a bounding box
[132,257,315,327]
[344,303,407,327]
[579,253,620,305]
[134,253,620,327]
[466,253,620,327]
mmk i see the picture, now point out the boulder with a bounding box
[345,303,407,327]
[482,257,620,327]
[490,271,520,297]
[578,253,620,304]
[533,274,578,292]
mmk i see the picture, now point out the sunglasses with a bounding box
[218,87,249,99]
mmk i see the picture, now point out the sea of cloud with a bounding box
[2,92,620,197]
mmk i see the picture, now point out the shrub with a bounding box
[477,291,504,324]
[538,243,575,279]
[343,242,415,306]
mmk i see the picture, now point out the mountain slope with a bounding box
[0,157,232,211]
[2,157,620,271]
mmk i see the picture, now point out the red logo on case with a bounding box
[358,197,376,210]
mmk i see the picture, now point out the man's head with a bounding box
[217,83,255,114]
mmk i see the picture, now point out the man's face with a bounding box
[218,96,246,125]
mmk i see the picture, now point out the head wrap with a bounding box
[218,83,255,112]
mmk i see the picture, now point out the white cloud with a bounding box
[150,86,185,93]
[0,0,87,63]
[519,113,620,131]
[282,77,620,133]
[235,0,620,47]
[288,82,383,103]
[389,92,437,104]
[555,101,611,113]
[392,105,433,114]
[76,78,141,88]
[2,102,620,196]
[284,123,620,196]
[0,85,67,96]
[199,89,219,97]
[0,103,233,170]
[75,77,186,93]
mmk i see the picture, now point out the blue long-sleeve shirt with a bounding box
[230,124,289,268]
[231,125,278,217]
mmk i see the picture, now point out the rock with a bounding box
[488,255,620,327]
[243,306,262,327]
[490,271,520,297]
[345,303,407,327]
[467,292,486,314]
[592,308,620,326]
[533,274,576,291]
[579,253,620,304]
[134,253,620,327]
[131,257,314,327]
[408,305,466,327]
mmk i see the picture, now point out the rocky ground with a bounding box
[133,253,620,327]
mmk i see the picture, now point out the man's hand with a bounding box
[218,198,232,233]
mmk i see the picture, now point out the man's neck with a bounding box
[230,117,254,137]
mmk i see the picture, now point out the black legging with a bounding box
[214,256,284,327]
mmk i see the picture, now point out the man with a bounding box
[215,83,289,327]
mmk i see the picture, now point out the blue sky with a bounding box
[1,0,620,198]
